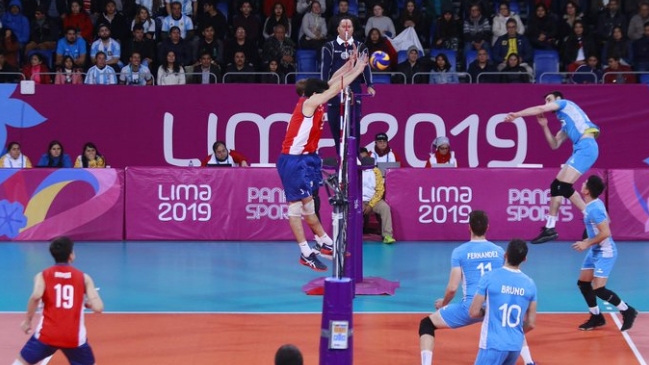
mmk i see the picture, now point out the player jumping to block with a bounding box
[277,47,368,272]
[505,91,600,244]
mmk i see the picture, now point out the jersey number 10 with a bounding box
[54,284,74,309]
[498,303,522,328]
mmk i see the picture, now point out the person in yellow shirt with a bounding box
[360,148,396,244]
[0,142,33,168]
[74,142,106,168]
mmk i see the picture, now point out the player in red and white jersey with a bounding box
[12,236,104,365]
[276,48,368,272]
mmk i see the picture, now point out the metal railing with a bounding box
[182,72,220,84]
[412,72,472,84]
[285,72,320,83]
[0,72,26,83]
[371,71,408,84]
[540,72,598,84]
[476,72,534,83]
[222,72,280,84]
[601,71,649,84]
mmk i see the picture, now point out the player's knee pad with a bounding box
[288,202,302,217]
[550,179,575,199]
[577,280,592,294]
[301,199,315,216]
[419,317,436,337]
[593,286,614,301]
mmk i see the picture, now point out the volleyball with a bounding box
[370,51,390,71]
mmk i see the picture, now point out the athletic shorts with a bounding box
[277,153,322,202]
[474,348,520,365]
[566,137,598,175]
[581,249,617,278]
[438,301,482,329]
[20,335,95,365]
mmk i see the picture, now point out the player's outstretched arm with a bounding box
[469,294,486,318]
[523,301,537,333]
[84,274,104,313]
[504,103,560,122]
[308,53,368,108]
[21,273,45,334]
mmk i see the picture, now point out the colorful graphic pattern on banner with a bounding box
[0,169,124,240]
[607,169,649,240]
[4,84,649,169]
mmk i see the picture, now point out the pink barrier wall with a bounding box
[3,84,648,169]
[607,169,649,240]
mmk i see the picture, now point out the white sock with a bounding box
[421,350,432,365]
[520,345,533,364]
[315,233,333,246]
[617,301,629,311]
[298,242,312,256]
[12,360,24,365]
[545,215,557,229]
[589,306,600,315]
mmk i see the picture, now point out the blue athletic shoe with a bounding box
[300,253,327,272]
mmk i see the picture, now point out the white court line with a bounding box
[609,312,647,365]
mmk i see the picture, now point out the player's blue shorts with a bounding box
[581,248,617,278]
[566,137,598,175]
[438,301,482,329]
[20,335,95,365]
[474,348,520,365]
[277,153,322,202]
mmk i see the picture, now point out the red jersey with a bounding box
[35,264,87,348]
[281,97,325,155]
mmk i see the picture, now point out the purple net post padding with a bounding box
[319,277,354,365]
[345,137,364,283]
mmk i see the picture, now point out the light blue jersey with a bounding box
[555,99,599,145]
[451,240,505,303]
[477,267,537,352]
[582,198,617,277]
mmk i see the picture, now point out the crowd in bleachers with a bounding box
[0,0,648,84]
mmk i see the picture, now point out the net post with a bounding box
[344,136,363,283]
[319,277,354,365]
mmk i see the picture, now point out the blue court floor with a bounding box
[2,240,648,314]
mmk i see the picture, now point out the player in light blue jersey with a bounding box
[572,175,638,331]
[470,239,537,365]
[418,211,536,365]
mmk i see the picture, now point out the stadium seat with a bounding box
[639,73,649,84]
[333,0,359,16]
[296,50,318,72]
[431,49,457,72]
[533,50,561,83]
[217,1,228,21]
[373,73,392,84]
[397,50,407,64]
[27,49,55,70]
[465,50,477,70]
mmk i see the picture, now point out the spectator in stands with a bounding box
[632,21,649,71]
[22,53,51,84]
[365,3,396,38]
[54,55,84,84]
[264,2,292,40]
[85,51,118,84]
[55,26,87,68]
[223,50,255,83]
[627,1,649,41]
[492,1,525,46]
[370,132,402,163]
[500,53,530,83]
[165,0,196,19]
[432,9,461,51]
[561,20,598,72]
[131,6,156,39]
[157,50,186,84]
[264,0,295,20]
[527,3,559,51]
[603,54,637,82]
[398,0,427,46]
[24,7,59,58]
[224,26,259,69]
[23,0,67,21]
[74,142,106,168]
[396,45,430,84]
[463,4,491,53]
[430,52,459,84]
[120,51,153,85]
[162,1,195,40]
[274,344,303,365]
[468,48,498,83]
[188,51,220,83]
[596,0,627,45]
[1,0,29,46]
[232,1,261,48]
[260,59,284,83]
[91,24,122,71]
[1,28,20,67]
[97,0,130,43]
[62,0,94,44]
[262,24,295,75]
[425,136,457,167]
[603,26,634,66]
[37,140,73,168]
[359,149,396,244]
[299,0,327,50]
[493,19,533,72]
[559,1,584,43]
[365,27,398,71]
[572,54,603,83]
[0,142,32,168]
[327,0,363,41]
[198,0,228,41]
[201,141,249,167]
[122,24,155,69]
[196,24,224,66]
[158,26,193,66]
[296,0,326,15]
[0,50,21,83]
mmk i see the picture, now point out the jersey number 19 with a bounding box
[54,284,74,309]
